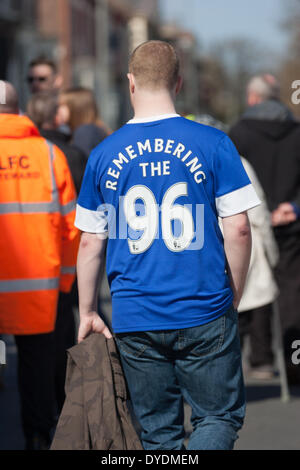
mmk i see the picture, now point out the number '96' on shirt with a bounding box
[75,114,260,333]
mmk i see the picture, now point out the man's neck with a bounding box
[132,90,177,119]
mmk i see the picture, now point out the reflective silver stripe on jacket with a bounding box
[0,277,60,293]
[0,141,74,215]
[61,199,76,216]
[48,140,59,208]
[0,201,59,214]
[61,266,76,275]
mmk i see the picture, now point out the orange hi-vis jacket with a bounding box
[0,114,80,335]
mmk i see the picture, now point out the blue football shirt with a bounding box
[75,114,260,333]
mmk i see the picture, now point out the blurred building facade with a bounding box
[0,0,202,128]
[160,24,199,115]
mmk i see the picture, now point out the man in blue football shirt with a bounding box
[75,40,260,450]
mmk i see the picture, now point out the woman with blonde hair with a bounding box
[59,87,111,158]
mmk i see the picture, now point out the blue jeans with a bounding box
[115,305,245,450]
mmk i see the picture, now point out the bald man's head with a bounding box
[246,74,280,107]
[0,81,19,114]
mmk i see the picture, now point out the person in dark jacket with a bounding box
[229,74,300,384]
[59,87,111,159]
[27,91,86,415]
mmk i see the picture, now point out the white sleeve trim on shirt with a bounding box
[74,204,108,234]
[216,184,261,218]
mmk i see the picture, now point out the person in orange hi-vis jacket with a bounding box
[0,81,79,450]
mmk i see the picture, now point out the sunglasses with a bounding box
[27,76,49,84]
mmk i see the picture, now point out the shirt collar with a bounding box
[127,113,180,124]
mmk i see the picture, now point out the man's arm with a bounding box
[222,211,252,310]
[77,232,112,343]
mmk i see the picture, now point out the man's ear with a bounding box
[54,74,63,90]
[175,76,183,96]
[127,73,135,94]
[247,91,253,106]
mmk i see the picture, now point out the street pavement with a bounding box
[184,375,300,450]
[1,277,299,450]
[1,333,300,450]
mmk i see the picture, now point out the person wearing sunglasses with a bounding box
[27,56,62,94]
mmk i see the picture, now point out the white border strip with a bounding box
[127,113,180,124]
[216,184,261,217]
[75,204,108,233]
